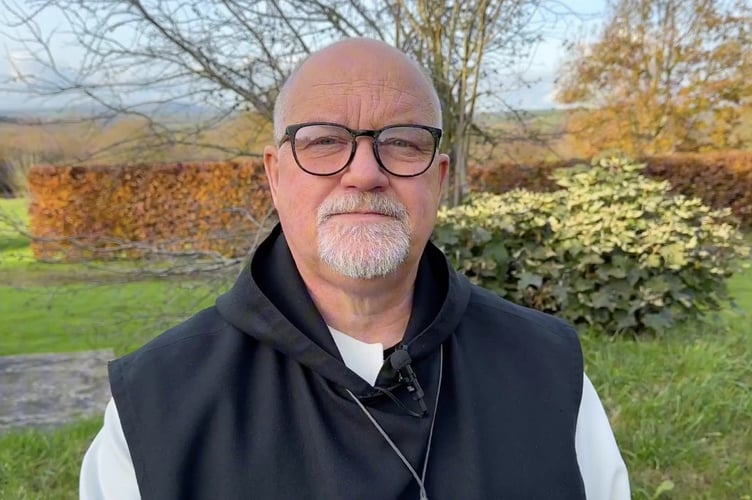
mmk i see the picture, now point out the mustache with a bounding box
[317,193,409,224]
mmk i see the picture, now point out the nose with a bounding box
[340,136,389,191]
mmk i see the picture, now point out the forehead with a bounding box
[284,47,439,127]
[294,82,437,126]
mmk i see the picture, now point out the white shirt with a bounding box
[80,331,631,499]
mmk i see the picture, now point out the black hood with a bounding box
[215,224,471,398]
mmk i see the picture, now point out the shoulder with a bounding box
[465,283,579,346]
[454,281,583,390]
[455,283,584,409]
[130,306,231,354]
[108,306,245,392]
[106,306,255,487]
[112,307,233,367]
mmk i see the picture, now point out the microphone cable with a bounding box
[346,345,444,500]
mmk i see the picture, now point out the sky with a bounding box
[0,0,607,113]
[501,0,607,109]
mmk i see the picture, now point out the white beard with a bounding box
[317,193,411,279]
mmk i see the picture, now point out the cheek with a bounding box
[274,171,327,235]
[405,186,442,238]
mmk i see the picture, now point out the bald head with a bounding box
[273,38,442,142]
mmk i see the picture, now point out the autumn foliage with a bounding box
[469,151,752,229]
[555,0,751,157]
[27,161,273,261]
[642,152,752,230]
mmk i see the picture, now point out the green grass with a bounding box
[0,418,101,500]
[0,197,231,355]
[0,280,218,356]
[729,264,752,307]
[583,312,752,498]
[0,197,30,254]
[583,267,752,498]
[0,197,28,227]
[1,196,751,499]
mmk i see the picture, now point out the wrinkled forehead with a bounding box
[284,47,441,127]
[300,81,437,123]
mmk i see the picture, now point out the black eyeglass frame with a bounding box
[278,121,443,178]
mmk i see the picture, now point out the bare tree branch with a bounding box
[2,0,571,196]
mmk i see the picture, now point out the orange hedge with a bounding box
[469,152,752,229]
[469,158,582,194]
[642,152,752,230]
[27,161,273,261]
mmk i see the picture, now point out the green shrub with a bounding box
[434,155,750,335]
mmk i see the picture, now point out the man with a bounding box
[81,38,630,499]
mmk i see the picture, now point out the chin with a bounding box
[317,220,411,280]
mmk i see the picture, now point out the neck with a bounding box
[298,264,417,347]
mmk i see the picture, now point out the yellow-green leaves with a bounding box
[434,156,750,335]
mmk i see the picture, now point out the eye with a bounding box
[309,136,347,146]
[294,125,351,150]
[380,138,415,149]
[378,127,435,154]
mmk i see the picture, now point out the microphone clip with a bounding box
[390,348,428,416]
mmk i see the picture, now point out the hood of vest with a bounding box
[215,224,471,400]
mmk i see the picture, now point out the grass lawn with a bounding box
[0,280,218,356]
[582,296,752,498]
[0,197,30,254]
[0,198,234,355]
[0,197,751,499]
[0,198,230,499]
[0,419,101,500]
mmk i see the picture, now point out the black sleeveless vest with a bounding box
[109,226,586,499]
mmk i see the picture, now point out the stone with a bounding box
[0,349,113,432]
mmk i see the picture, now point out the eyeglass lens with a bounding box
[292,124,436,176]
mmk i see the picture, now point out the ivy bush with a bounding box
[434,156,750,335]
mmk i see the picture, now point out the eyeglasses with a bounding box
[279,122,442,177]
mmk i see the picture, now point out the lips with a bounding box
[337,210,390,216]
[323,210,394,221]
[317,193,409,226]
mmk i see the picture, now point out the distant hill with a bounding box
[0,115,21,124]
[476,108,571,132]
[0,101,215,122]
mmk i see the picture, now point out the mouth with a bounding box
[317,194,408,226]
[326,211,393,219]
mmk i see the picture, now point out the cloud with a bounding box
[3,50,38,82]
[0,48,81,110]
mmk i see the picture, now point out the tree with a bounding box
[386,1,547,204]
[556,0,752,157]
[1,0,562,205]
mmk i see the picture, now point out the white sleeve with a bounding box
[80,397,141,500]
[576,374,631,500]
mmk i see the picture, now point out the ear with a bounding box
[436,153,450,190]
[263,145,280,207]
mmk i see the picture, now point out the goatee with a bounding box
[317,193,411,279]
